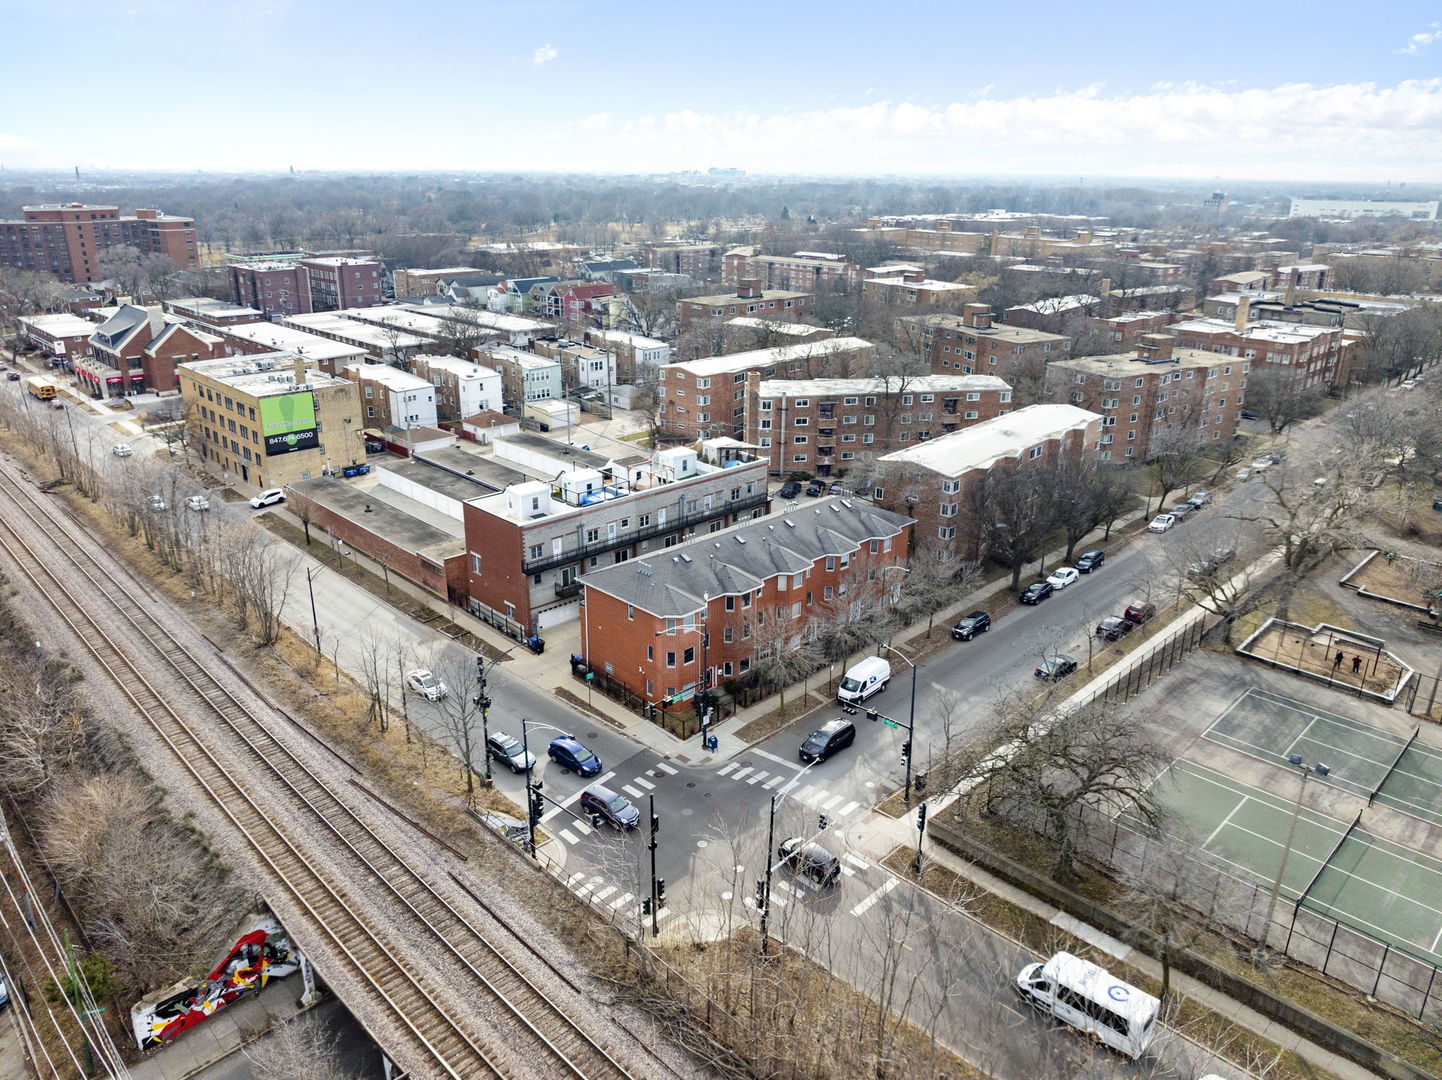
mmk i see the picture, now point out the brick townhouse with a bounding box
[342,361,438,430]
[580,496,913,708]
[744,373,1013,477]
[872,403,1101,562]
[722,249,862,292]
[82,304,226,398]
[1045,334,1246,462]
[677,280,815,332]
[583,328,671,383]
[463,438,771,635]
[860,266,976,308]
[0,203,197,284]
[658,337,873,441]
[1168,298,1353,391]
[19,313,96,365]
[901,303,1069,403]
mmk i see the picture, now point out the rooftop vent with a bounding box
[680,553,692,563]
[736,536,747,544]
[784,519,795,528]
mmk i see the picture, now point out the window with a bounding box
[683,646,696,664]
[938,525,956,540]
[528,543,543,560]
[585,528,599,543]
[471,553,481,573]
[1028,447,1042,460]
[939,502,958,517]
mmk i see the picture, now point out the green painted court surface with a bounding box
[1203,686,1442,827]
[1162,761,1442,966]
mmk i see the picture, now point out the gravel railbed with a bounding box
[0,451,707,1080]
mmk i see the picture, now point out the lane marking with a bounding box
[850,878,900,918]
[632,775,655,790]
[746,771,769,785]
[732,767,754,781]
[558,829,577,845]
[753,748,798,769]
[571,819,591,835]
[764,775,785,789]
[1204,797,1247,848]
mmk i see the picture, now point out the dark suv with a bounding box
[778,480,801,499]
[805,479,826,497]
[579,783,641,830]
[1019,581,1054,605]
[1074,549,1105,573]
[778,837,841,887]
[799,718,856,764]
[485,731,534,774]
[1034,655,1078,681]
[951,611,992,640]
[1095,616,1134,642]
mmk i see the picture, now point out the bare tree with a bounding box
[428,648,490,804]
[1145,424,1206,514]
[1241,367,1327,435]
[747,608,821,713]
[968,464,1057,588]
[244,1011,359,1080]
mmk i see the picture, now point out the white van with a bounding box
[1014,952,1159,1059]
[837,656,890,704]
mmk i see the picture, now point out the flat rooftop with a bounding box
[667,336,870,378]
[287,477,463,561]
[413,445,528,489]
[500,431,613,471]
[180,352,351,395]
[284,313,430,350]
[878,403,1100,475]
[1052,348,1245,374]
[20,313,97,336]
[398,304,556,335]
[685,288,813,305]
[167,297,264,320]
[343,362,433,392]
[756,374,1010,398]
[1170,317,1338,345]
[219,322,368,362]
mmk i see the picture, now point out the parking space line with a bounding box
[652,761,678,775]
[632,776,655,790]
[850,878,899,918]
[621,784,643,798]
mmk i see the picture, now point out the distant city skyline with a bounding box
[1,1,1440,181]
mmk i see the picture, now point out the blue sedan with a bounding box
[548,735,602,777]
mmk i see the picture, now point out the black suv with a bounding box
[778,480,801,499]
[1019,581,1054,605]
[1095,616,1134,642]
[951,611,992,640]
[805,479,826,497]
[799,718,856,764]
[1074,549,1105,573]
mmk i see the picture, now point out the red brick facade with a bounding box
[0,203,197,284]
[677,281,814,332]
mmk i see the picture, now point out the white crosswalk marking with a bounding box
[731,766,753,781]
[572,819,592,835]
[717,762,738,775]
[838,800,861,817]
[763,775,785,789]
[746,770,768,785]
[850,878,900,918]
[653,761,678,775]
[657,906,675,922]
[593,885,616,902]
[610,892,633,910]
[844,852,869,870]
[566,872,588,886]
[841,865,857,877]
[820,793,844,811]
[576,877,602,896]
[622,784,643,798]
[632,776,655,790]
[559,829,577,845]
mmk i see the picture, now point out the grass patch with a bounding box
[734,691,830,744]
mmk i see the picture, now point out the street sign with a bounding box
[585,672,594,680]
[883,719,899,730]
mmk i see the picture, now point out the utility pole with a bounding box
[647,794,661,936]
[305,566,322,660]
[760,791,777,957]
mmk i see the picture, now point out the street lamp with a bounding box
[1259,754,1330,956]
[520,718,569,860]
[879,642,919,803]
[474,641,528,781]
[304,566,323,660]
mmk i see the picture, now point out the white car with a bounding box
[249,488,285,509]
[111,444,133,458]
[405,668,448,701]
[1250,457,1274,470]
[1046,567,1080,590]
[147,494,168,512]
[1147,514,1176,533]
[1235,468,1253,482]
[184,495,211,512]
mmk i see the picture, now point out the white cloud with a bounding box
[1401,22,1441,54]
[572,79,1442,179]
[532,43,557,65]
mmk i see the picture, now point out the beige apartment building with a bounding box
[178,352,365,489]
[677,280,815,332]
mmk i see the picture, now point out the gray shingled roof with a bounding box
[583,497,913,616]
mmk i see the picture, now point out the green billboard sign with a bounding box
[260,391,318,456]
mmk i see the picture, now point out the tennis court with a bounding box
[1203,686,1442,826]
[1162,762,1442,966]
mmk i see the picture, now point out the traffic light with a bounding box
[656,878,667,906]
[866,709,880,722]
[916,803,928,833]
[900,740,911,764]
[528,785,544,825]
[755,879,767,910]
[914,772,928,793]
[818,814,830,831]
[642,897,653,915]
[650,812,660,836]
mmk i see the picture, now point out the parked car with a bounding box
[110,443,133,458]
[1046,567,1080,590]
[1250,456,1275,470]
[0,970,7,1011]
[805,479,826,497]
[828,482,846,496]
[1234,468,1253,482]
[799,718,856,764]
[1096,616,1135,641]
[778,480,801,499]
[1018,580,1054,605]
[1239,409,1260,420]
[1186,490,1211,509]
[777,837,841,887]
[3,372,18,381]
[1147,514,1176,533]
[184,495,211,512]
[1123,600,1157,624]
[1034,655,1078,681]
[579,783,640,830]
[146,494,168,511]
[1187,548,1236,579]
[1074,549,1105,573]
[548,735,602,777]
[1168,503,1195,522]
[405,668,448,701]
[249,488,285,508]
[951,610,992,641]
[485,731,534,774]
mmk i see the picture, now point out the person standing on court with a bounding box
[1334,650,1345,669]
[1352,655,1363,674]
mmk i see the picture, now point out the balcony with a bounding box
[522,489,769,575]
[554,580,582,599]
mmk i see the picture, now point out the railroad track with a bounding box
[0,464,642,1080]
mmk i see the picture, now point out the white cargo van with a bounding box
[1014,952,1159,1059]
[837,656,890,704]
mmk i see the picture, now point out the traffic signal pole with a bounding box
[648,794,660,937]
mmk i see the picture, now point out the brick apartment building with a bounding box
[641,243,724,279]
[658,337,873,441]
[19,313,96,365]
[230,258,313,320]
[1002,294,1102,334]
[873,403,1102,562]
[583,329,671,383]
[745,373,1013,476]
[1168,298,1353,391]
[722,248,862,292]
[411,354,502,421]
[463,437,771,634]
[177,353,365,489]
[531,338,616,392]
[579,496,913,707]
[902,304,1069,402]
[721,317,835,354]
[301,256,385,311]
[342,360,438,430]
[677,280,815,332]
[228,252,384,319]
[1046,335,1246,462]
[283,312,429,363]
[860,266,975,308]
[392,267,493,297]
[1090,311,1180,350]
[81,304,226,397]
[164,297,264,327]
[0,204,197,284]
[479,345,562,406]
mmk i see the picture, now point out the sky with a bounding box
[2,0,1441,182]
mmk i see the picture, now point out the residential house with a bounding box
[411,354,503,421]
[83,304,226,397]
[342,360,438,430]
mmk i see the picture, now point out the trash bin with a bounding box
[528,635,545,654]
